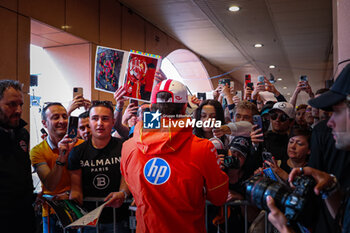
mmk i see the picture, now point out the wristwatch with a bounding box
[120,190,128,199]
[56,159,66,166]
[321,174,339,199]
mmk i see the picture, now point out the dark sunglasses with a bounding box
[270,112,290,122]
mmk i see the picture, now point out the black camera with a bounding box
[216,148,240,169]
[223,156,240,169]
[245,175,315,222]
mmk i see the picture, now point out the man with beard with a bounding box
[0,80,36,233]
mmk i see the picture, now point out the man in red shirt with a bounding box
[121,79,229,233]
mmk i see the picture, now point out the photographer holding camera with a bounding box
[266,64,350,233]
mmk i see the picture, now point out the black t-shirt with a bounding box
[68,137,128,223]
[0,120,34,214]
[308,120,350,233]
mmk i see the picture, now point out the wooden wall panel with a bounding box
[66,0,99,44]
[164,36,186,57]
[0,7,17,80]
[121,6,145,52]
[90,44,100,101]
[100,0,122,49]
[0,0,17,11]
[17,15,30,83]
[17,15,30,127]
[18,0,65,30]
[145,22,168,57]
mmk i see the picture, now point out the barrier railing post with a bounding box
[224,204,228,233]
[244,204,248,233]
[95,201,99,233]
[113,207,117,233]
[265,210,268,233]
[205,203,208,232]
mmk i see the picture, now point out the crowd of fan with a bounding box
[1,69,349,233]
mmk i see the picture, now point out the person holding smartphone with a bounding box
[68,92,131,233]
[30,102,84,233]
[254,127,311,181]
[267,64,350,233]
[290,76,314,109]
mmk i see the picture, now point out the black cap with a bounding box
[308,64,350,111]
[229,136,250,158]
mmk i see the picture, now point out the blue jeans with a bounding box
[83,220,130,233]
[43,215,78,233]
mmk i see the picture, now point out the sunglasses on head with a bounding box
[270,112,290,122]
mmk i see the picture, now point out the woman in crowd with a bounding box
[193,99,229,142]
[256,127,311,181]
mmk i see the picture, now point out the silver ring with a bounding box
[299,167,304,174]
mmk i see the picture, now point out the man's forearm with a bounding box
[325,190,343,219]
[114,110,129,138]
[119,176,130,196]
[42,165,65,191]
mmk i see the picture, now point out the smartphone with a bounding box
[257,76,265,85]
[262,151,274,166]
[73,87,83,98]
[40,128,47,135]
[247,82,254,90]
[230,81,235,89]
[130,99,138,106]
[263,168,278,181]
[299,75,308,82]
[245,74,251,86]
[253,115,263,131]
[219,78,231,87]
[253,115,263,140]
[299,75,308,87]
[269,73,276,84]
[67,116,79,138]
[197,92,206,100]
[236,90,242,100]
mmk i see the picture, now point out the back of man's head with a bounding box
[0,80,22,100]
[78,111,89,119]
[150,79,188,116]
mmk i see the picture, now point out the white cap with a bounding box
[151,79,188,104]
[270,102,295,119]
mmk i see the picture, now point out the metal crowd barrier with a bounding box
[61,198,270,233]
[205,200,270,233]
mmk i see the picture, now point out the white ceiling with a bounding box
[120,0,333,103]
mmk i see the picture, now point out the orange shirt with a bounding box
[30,138,84,216]
[121,121,228,233]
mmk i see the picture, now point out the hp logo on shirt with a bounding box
[144,158,171,185]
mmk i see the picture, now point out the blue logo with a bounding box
[143,158,171,185]
[143,110,161,129]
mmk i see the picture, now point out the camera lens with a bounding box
[245,176,290,211]
[245,175,316,223]
[223,156,240,169]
